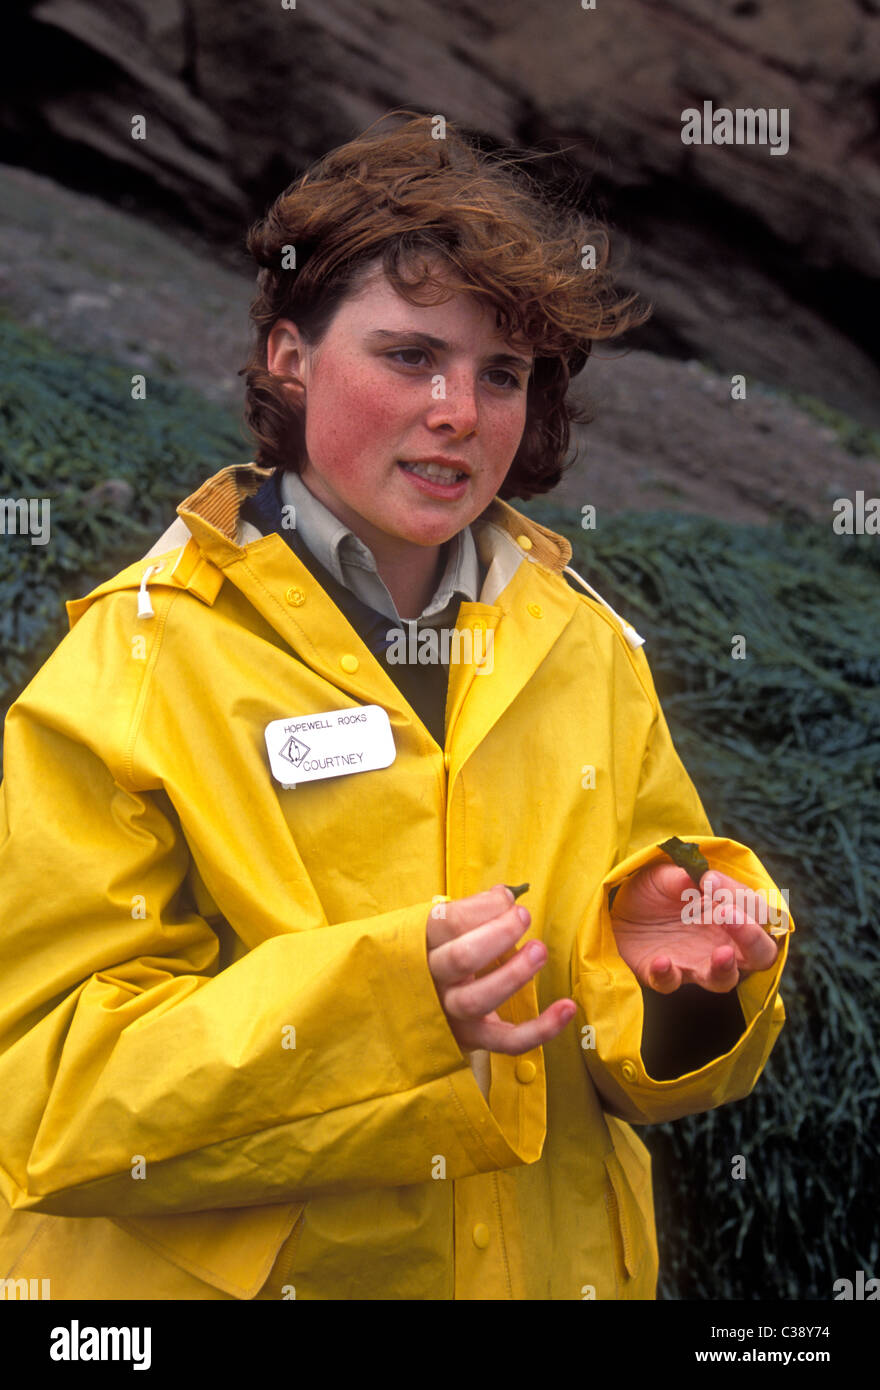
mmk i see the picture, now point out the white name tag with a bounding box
[265,705,396,789]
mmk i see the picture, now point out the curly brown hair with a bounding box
[241,111,650,500]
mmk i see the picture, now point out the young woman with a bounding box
[0,113,790,1301]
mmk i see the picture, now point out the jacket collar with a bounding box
[65,462,576,634]
[175,462,573,577]
[167,464,644,650]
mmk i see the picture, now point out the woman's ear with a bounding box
[267,319,308,382]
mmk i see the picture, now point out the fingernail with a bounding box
[527,940,545,963]
[517,906,530,926]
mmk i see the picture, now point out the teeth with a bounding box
[401,461,465,483]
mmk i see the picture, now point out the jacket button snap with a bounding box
[621,1060,638,1083]
[471,617,486,630]
[515,1059,537,1084]
[285,586,306,607]
[472,1223,490,1249]
[340,654,359,673]
[516,534,533,551]
[527,603,543,619]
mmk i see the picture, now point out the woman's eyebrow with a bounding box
[364,328,532,372]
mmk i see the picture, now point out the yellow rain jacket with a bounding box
[0,462,790,1301]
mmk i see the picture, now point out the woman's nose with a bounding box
[424,376,480,438]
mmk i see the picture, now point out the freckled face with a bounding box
[268,261,533,556]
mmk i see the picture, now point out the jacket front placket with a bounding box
[443,549,578,1300]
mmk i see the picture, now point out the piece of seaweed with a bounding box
[658,835,709,887]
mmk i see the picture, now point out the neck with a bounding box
[295,467,449,620]
[377,544,447,621]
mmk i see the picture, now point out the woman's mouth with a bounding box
[397,460,469,497]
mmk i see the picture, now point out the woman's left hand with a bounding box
[610,864,779,993]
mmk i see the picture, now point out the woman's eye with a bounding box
[486,369,524,390]
[389,349,428,367]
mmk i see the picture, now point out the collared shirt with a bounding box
[238,468,487,749]
[278,469,483,625]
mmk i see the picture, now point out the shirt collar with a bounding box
[279,468,482,621]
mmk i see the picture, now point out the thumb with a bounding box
[613,860,696,920]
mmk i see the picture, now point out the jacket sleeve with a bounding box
[0,626,544,1220]
[571,643,791,1125]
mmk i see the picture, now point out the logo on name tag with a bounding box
[265,705,396,789]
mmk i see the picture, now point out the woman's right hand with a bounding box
[425,884,576,1056]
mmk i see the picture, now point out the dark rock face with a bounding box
[4,0,880,423]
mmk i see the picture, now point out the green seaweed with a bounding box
[658,836,709,887]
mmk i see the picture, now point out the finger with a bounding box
[612,863,693,919]
[426,883,515,948]
[709,887,780,973]
[429,904,530,987]
[719,914,779,972]
[644,954,683,994]
[652,863,700,900]
[443,937,548,1020]
[701,871,789,955]
[460,999,576,1056]
[696,942,741,993]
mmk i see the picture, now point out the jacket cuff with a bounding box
[396,901,547,1171]
[571,836,791,1124]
